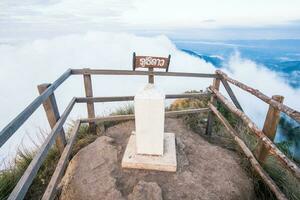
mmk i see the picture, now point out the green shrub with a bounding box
[0,147,60,200]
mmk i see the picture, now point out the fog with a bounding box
[0,32,299,167]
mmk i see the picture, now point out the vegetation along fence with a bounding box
[0,68,299,200]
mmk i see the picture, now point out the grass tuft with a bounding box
[96,104,134,133]
[168,93,299,200]
[1,94,299,200]
[0,146,60,200]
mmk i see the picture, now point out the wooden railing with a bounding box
[0,68,299,200]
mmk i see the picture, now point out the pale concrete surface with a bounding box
[134,84,165,155]
[122,132,177,172]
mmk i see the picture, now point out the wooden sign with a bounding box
[133,52,171,72]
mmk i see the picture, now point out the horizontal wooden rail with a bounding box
[0,69,214,148]
[2,68,300,199]
[42,120,81,200]
[71,69,217,78]
[0,69,72,148]
[209,104,287,200]
[76,93,210,103]
[80,108,209,123]
[165,93,210,99]
[216,70,300,123]
[8,98,76,200]
[209,86,300,180]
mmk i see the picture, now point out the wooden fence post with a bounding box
[37,83,66,153]
[83,68,96,132]
[206,72,221,135]
[257,95,284,163]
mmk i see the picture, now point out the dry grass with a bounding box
[1,95,299,200]
[0,147,60,200]
[168,94,300,200]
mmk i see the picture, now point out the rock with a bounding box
[60,136,123,200]
[60,119,255,200]
[128,181,162,200]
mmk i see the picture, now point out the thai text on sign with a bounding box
[133,53,171,71]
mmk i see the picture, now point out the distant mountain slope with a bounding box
[180,49,223,68]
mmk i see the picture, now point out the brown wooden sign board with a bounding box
[133,52,171,72]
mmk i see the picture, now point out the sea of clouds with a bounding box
[0,31,299,166]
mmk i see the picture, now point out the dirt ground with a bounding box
[60,118,255,200]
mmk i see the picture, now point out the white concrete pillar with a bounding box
[134,84,165,155]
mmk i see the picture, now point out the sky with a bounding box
[1,0,300,41]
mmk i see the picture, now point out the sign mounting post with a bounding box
[132,52,171,84]
[122,52,176,172]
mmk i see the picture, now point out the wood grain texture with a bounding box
[71,69,217,78]
[148,68,154,84]
[83,69,96,132]
[0,69,71,148]
[42,120,81,200]
[38,84,67,153]
[8,98,76,200]
[216,70,300,123]
[206,74,221,135]
[3,67,300,199]
[221,78,243,111]
[80,108,210,123]
[258,95,284,163]
[134,55,170,69]
[166,55,171,72]
[210,86,300,180]
[75,92,210,103]
[209,103,287,200]
[132,52,136,70]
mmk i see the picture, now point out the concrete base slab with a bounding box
[122,132,177,172]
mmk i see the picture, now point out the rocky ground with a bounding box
[59,118,255,200]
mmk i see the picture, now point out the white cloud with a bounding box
[1,0,300,41]
[123,0,300,28]
[1,31,300,167]
[0,31,215,166]
[0,0,132,24]
[221,52,300,128]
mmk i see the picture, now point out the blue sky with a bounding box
[1,0,300,41]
